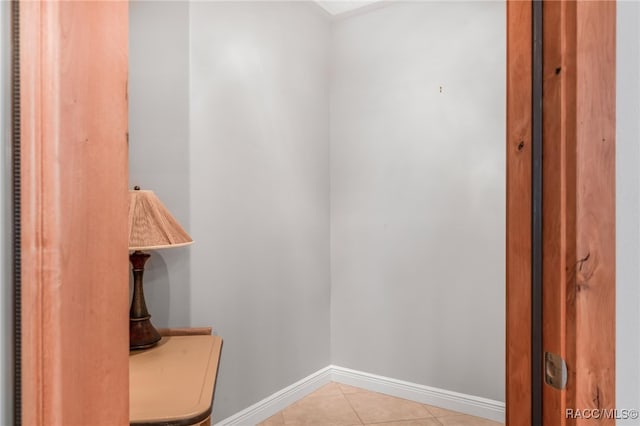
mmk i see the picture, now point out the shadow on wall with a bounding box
[128,247,193,329]
[128,0,192,329]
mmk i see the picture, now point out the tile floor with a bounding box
[257,382,504,426]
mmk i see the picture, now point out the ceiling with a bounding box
[314,0,384,16]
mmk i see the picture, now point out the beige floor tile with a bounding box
[306,382,346,399]
[436,414,503,426]
[337,383,367,394]
[258,412,285,426]
[344,391,433,424]
[423,404,464,418]
[258,384,502,426]
[282,393,362,425]
[363,419,441,426]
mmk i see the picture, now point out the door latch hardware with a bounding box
[544,352,567,390]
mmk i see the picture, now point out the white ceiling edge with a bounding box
[314,0,385,16]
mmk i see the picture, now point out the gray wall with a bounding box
[1,1,12,424]
[330,1,506,402]
[130,2,333,421]
[130,3,332,420]
[616,1,640,423]
[130,1,505,419]
[188,2,331,421]
[129,1,192,328]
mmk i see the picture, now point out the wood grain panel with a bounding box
[542,1,576,424]
[573,1,616,423]
[505,2,532,424]
[541,1,616,424]
[20,2,130,425]
[20,2,44,424]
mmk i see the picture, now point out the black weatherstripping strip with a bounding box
[11,1,21,425]
[531,0,544,425]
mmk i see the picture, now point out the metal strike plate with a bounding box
[545,352,567,390]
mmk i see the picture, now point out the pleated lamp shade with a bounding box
[128,188,193,251]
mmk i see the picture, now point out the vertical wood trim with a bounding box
[19,2,43,423]
[542,1,576,424]
[506,1,532,425]
[542,1,616,424]
[20,2,130,425]
[573,1,616,422]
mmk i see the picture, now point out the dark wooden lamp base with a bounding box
[129,251,161,350]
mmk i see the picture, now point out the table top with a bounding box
[130,335,223,425]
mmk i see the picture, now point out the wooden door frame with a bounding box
[17,1,130,425]
[15,0,616,425]
[506,1,616,425]
[506,1,533,423]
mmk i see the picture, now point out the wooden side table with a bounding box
[130,331,223,426]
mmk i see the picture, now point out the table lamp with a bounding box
[128,186,193,350]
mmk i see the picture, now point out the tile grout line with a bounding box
[336,382,366,425]
[362,416,441,425]
[337,382,448,426]
[261,381,500,426]
[360,417,442,426]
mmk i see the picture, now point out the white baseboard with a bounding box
[215,365,505,425]
[214,366,332,426]
[331,365,505,424]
